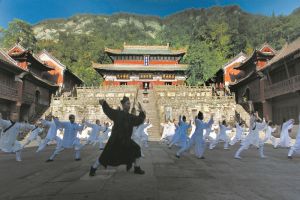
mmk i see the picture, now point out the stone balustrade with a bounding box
[153,85,237,125]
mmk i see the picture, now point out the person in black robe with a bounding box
[89,96,146,176]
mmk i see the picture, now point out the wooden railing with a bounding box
[0,83,18,101]
[264,74,300,99]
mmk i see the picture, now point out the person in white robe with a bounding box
[160,120,171,142]
[97,122,111,150]
[261,121,277,148]
[288,114,300,159]
[230,121,244,146]
[22,122,43,149]
[189,119,196,138]
[46,114,84,162]
[168,115,191,149]
[36,114,61,152]
[274,119,294,148]
[209,120,231,150]
[176,112,213,158]
[234,112,267,159]
[0,112,35,161]
[83,119,106,147]
[141,119,152,148]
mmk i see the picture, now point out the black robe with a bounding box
[99,101,146,167]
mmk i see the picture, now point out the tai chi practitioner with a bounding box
[160,121,171,142]
[36,114,61,152]
[132,119,152,157]
[98,122,112,150]
[168,115,191,149]
[176,112,214,159]
[230,121,244,146]
[46,114,84,162]
[0,112,35,161]
[142,119,152,148]
[275,119,294,148]
[234,112,267,159]
[89,97,146,176]
[22,122,44,149]
[189,120,196,138]
[261,121,277,147]
[83,119,106,146]
[209,120,231,150]
[288,114,300,159]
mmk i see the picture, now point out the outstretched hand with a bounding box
[99,99,105,105]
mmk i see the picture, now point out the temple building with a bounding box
[93,43,188,89]
[260,38,300,124]
[38,50,83,95]
[0,44,83,121]
[1,45,58,121]
[229,43,276,116]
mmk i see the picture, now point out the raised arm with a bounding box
[19,123,35,132]
[130,111,146,127]
[101,100,118,121]
[53,118,68,128]
[84,120,94,128]
[40,119,52,128]
[0,116,11,129]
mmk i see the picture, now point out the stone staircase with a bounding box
[136,89,161,141]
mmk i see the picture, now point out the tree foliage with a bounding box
[1,6,300,85]
[1,19,36,49]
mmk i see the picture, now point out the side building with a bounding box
[0,45,58,121]
[229,43,276,116]
[260,38,300,124]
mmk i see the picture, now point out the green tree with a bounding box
[1,19,37,49]
[185,41,226,85]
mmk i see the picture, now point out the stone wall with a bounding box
[153,85,237,125]
[48,86,138,123]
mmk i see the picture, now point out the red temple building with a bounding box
[0,44,83,121]
[93,43,188,89]
[229,43,276,116]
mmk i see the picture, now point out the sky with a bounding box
[0,0,300,28]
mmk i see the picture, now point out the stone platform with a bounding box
[0,142,300,200]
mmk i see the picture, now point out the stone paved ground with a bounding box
[0,142,300,200]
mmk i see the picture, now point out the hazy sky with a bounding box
[0,0,300,28]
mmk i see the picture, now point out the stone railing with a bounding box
[264,74,300,99]
[153,86,237,125]
[0,83,18,101]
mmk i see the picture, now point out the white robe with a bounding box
[210,124,231,149]
[0,119,34,152]
[262,126,277,146]
[41,119,59,140]
[26,127,43,141]
[241,121,267,149]
[277,119,293,148]
[288,125,300,156]
[230,123,243,145]
[84,121,106,143]
[54,119,84,148]
[170,118,191,148]
[160,123,170,140]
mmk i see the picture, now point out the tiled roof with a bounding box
[93,63,188,72]
[263,37,300,69]
[105,44,186,55]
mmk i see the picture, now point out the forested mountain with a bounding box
[1,6,300,85]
